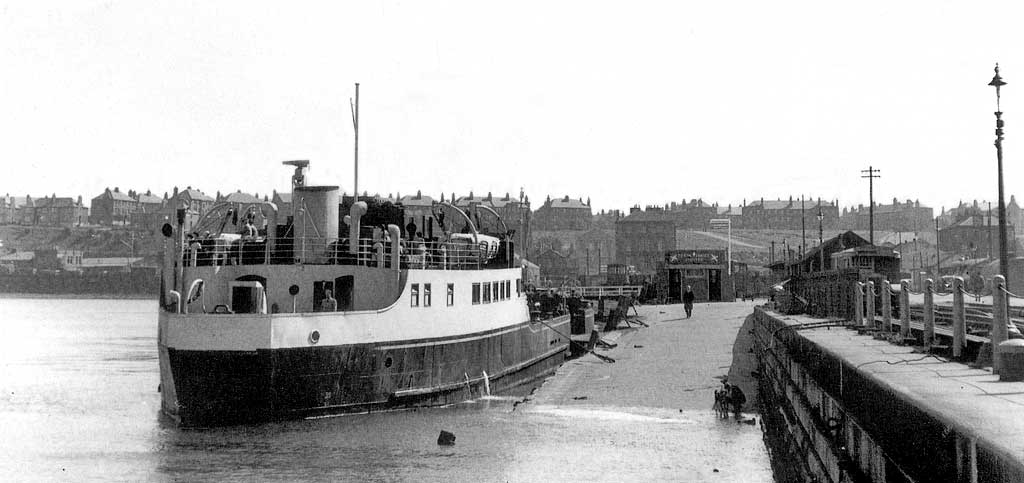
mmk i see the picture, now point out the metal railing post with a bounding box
[854,282,865,327]
[924,278,935,348]
[952,276,966,358]
[866,280,876,328]
[881,280,892,333]
[900,279,911,340]
[992,275,1009,374]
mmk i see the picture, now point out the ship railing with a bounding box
[180,235,489,270]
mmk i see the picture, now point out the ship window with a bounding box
[499,280,505,300]
[472,283,481,305]
[516,279,522,297]
[424,283,432,307]
[411,283,420,307]
[447,283,454,306]
[483,282,491,303]
[506,280,512,299]
[492,281,498,302]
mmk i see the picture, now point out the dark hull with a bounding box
[163,317,570,427]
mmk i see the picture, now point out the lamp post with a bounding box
[817,208,824,271]
[989,64,1010,289]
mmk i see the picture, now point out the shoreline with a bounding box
[0,292,157,300]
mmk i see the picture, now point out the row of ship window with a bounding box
[409,279,522,307]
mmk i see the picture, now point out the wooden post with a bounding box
[854,282,865,327]
[992,275,1009,374]
[924,278,935,348]
[881,280,892,333]
[866,280,876,328]
[952,276,966,358]
[900,279,912,340]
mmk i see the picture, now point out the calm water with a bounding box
[0,297,772,482]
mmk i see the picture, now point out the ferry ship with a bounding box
[156,161,572,426]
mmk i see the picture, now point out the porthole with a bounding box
[384,356,393,368]
[309,330,320,344]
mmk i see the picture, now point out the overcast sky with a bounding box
[2,1,1023,214]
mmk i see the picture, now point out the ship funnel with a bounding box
[294,185,339,264]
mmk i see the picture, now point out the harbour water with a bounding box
[0,297,772,482]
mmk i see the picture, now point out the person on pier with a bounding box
[683,285,695,318]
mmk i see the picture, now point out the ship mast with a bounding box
[350,83,360,203]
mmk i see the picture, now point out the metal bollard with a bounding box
[900,279,911,340]
[992,275,1009,374]
[854,282,865,326]
[924,278,935,348]
[952,276,966,358]
[881,280,892,333]
[866,280,876,328]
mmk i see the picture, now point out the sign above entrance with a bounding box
[665,249,726,265]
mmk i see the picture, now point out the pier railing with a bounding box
[784,273,1024,370]
[180,235,502,270]
[536,285,643,299]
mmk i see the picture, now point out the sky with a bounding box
[2,1,1023,214]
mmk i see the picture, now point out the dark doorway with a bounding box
[668,269,681,301]
[335,275,354,311]
[708,270,722,302]
[231,286,256,313]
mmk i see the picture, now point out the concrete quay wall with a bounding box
[752,307,1024,483]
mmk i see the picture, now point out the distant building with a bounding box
[272,190,293,219]
[28,195,88,227]
[0,194,30,225]
[665,199,718,229]
[130,190,165,230]
[592,209,623,229]
[843,198,933,233]
[533,195,591,231]
[789,230,872,275]
[661,249,737,303]
[742,197,839,230]
[399,190,437,235]
[158,187,215,232]
[166,187,215,215]
[218,190,262,204]
[939,215,1015,258]
[455,191,531,254]
[90,187,135,226]
[533,247,577,284]
[615,206,676,274]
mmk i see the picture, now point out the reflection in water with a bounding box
[0,297,773,482]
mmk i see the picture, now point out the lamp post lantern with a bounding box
[817,208,824,271]
[990,64,1009,289]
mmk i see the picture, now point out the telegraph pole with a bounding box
[989,64,1010,287]
[935,217,941,277]
[861,166,881,244]
[801,195,806,260]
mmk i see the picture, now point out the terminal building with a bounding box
[660,249,739,303]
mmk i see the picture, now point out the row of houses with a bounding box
[0,194,89,226]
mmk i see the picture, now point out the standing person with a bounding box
[729,384,747,418]
[321,289,337,312]
[683,285,695,318]
[969,271,985,302]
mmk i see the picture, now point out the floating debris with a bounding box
[437,430,456,446]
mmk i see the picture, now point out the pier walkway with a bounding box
[756,308,1024,481]
[527,301,773,482]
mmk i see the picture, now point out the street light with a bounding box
[990,64,1009,288]
[817,208,824,271]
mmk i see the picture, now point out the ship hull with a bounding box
[160,316,570,427]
